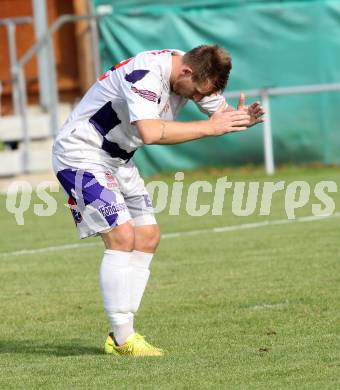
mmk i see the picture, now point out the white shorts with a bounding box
[53,156,156,239]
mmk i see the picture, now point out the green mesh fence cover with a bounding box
[92,0,340,175]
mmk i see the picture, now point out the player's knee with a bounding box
[153,225,161,248]
[101,222,135,251]
[147,224,161,250]
[134,224,161,252]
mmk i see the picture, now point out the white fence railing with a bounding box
[0,9,111,176]
[224,82,340,175]
[0,16,33,115]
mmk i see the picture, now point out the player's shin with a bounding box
[99,249,134,345]
[129,250,153,312]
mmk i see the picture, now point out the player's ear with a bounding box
[181,65,193,77]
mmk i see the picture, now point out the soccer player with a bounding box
[52,45,264,356]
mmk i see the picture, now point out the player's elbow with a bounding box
[141,134,155,145]
[135,120,159,145]
[136,132,155,145]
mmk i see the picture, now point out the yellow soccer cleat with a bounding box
[104,332,164,357]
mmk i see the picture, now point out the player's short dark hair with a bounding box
[183,44,232,92]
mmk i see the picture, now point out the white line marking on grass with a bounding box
[1,212,339,258]
[161,212,340,238]
[1,242,98,257]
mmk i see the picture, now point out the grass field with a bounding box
[0,165,340,389]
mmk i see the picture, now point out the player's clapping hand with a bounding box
[238,93,265,127]
[209,105,251,136]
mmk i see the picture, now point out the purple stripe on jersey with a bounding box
[89,102,135,161]
[56,169,119,226]
[125,69,150,84]
[102,138,135,161]
[89,102,121,136]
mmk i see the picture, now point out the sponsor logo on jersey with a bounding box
[131,86,158,102]
[99,202,127,217]
[105,171,119,189]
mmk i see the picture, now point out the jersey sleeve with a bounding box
[195,93,228,116]
[120,58,162,123]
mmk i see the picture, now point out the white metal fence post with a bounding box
[33,0,53,112]
[88,0,102,79]
[261,90,275,175]
[17,67,30,173]
[6,21,20,115]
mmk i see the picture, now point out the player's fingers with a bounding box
[254,118,265,124]
[251,109,265,119]
[229,110,249,117]
[249,106,264,112]
[249,104,262,111]
[255,110,265,117]
[250,102,261,108]
[231,119,251,127]
[230,126,248,132]
[249,105,264,115]
[230,118,250,126]
[228,113,250,120]
[237,93,246,109]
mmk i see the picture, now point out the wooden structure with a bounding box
[0,0,95,115]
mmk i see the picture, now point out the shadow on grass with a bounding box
[0,340,103,357]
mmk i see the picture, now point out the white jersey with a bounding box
[53,49,227,168]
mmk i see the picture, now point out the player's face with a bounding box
[172,72,215,102]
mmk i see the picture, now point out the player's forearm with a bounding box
[136,119,212,145]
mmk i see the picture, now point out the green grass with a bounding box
[0,165,340,389]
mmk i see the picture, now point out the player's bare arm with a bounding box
[135,108,251,145]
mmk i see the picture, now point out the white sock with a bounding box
[99,249,132,325]
[109,312,134,346]
[129,250,153,312]
[99,249,153,345]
